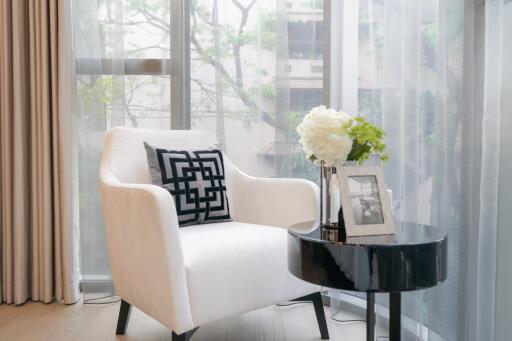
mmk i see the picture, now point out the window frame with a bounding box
[75,0,332,128]
[76,58,171,75]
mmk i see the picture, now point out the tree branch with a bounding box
[125,2,280,130]
[191,78,217,105]
[190,31,279,128]
[230,0,257,87]
[139,6,170,34]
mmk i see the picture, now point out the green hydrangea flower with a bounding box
[343,116,389,163]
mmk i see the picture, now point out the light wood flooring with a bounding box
[0,295,387,341]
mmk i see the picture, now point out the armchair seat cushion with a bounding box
[180,221,318,326]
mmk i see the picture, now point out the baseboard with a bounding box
[80,276,115,294]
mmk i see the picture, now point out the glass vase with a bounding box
[320,162,342,241]
[320,161,359,241]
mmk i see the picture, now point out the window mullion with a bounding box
[323,0,331,107]
[170,0,191,129]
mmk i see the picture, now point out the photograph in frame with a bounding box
[338,166,395,237]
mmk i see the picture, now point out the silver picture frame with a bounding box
[338,166,395,237]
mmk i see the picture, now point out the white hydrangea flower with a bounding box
[297,105,353,166]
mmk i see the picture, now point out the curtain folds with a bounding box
[464,1,511,340]
[74,0,174,283]
[0,0,79,305]
[330,0,509,340]
[331,0,464,339]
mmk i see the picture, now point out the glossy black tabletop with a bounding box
[287,221,448,292]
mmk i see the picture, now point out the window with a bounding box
[75,0,172,130]
[74,0,325,282]
[190,0,323,179]
[74,0,174,281]
[288,20,324,60]
[311,65,323,73]
[290,88,323,112]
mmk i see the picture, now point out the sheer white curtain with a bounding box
[74,0,172,286]
[331,0,510,340]
[464,1,511,340]
[332,0,463,339]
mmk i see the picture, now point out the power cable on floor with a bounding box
[277,300,390,339]
[83,293,120,305]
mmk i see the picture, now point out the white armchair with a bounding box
[99,127,329,340]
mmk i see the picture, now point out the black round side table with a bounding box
[287,221,447,341]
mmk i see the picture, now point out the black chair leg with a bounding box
[311,292,330,340]
[116,299,132,335]
[292,292,330,340]
[172,327,199,341]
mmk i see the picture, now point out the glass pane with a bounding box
[76,73,171,282]
[190,0,323,182]
[74,0,172,294]
[81,0,171,59]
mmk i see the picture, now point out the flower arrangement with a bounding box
[297,106,388,166]
[296,106,353,166]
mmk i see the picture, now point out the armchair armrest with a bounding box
[232,172,320,228]
[99,169,194,334]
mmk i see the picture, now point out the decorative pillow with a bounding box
[144,142,232,226]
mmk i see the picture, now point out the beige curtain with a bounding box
[0,0,79,304]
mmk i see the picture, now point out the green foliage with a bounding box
[286,110,303,131]
[125,0,167,13]
[77,76,113,108]
[344,116,389,163]
[260,83,275,99]
[257,11,277,51]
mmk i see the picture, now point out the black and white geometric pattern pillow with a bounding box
[144,142,232,227]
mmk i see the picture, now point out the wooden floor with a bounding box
[0,295,386,341]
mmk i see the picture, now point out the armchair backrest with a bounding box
[102,127,222,184]
[101,127,240,221]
